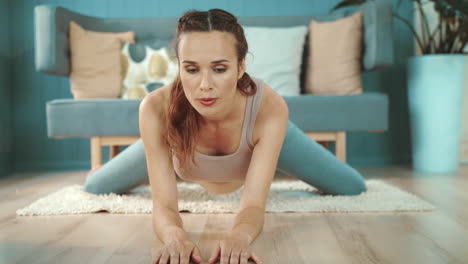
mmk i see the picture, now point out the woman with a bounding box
[84,8,367,264]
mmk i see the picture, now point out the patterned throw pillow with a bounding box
[120,42,179,99]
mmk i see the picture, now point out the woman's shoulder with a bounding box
[251,80,289,146]
[142,84,173,119]
[257,81,288,120]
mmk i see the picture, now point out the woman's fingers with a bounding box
[152,239,204,264]
[234,250,262,264]
[220,246,231,264]
[229,250,242,264]
[159,251,169,264]
[151,251,160,264]
[207,242,263,264]
[170,252,180,264]
[209,245,221,264]
[240,251,249,264]
[191,246,202,263]
[249,252,263,264]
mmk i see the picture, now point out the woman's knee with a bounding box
[346,180,367,196]
[83,181,108,195]
[331,172,367,196]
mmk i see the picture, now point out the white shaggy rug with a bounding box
[16,179,436,216]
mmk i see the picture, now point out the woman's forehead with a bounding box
[178,31,237,60]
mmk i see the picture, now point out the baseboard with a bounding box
[348,155,411,168]
[0,152,14,178]
[15,160,92,172]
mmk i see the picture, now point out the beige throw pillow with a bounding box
[305,11,364,95]
[69,21,135,99]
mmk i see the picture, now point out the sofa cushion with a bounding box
[283,92,388,131]
[243,25,308,96]
[69,21,135,99]
[46,92,388,138]
[305,11,364,95]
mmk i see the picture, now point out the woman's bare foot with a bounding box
[85,164,104,181]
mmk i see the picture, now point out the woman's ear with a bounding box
[238,58,246,80]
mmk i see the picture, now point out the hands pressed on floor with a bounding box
[151,233,263,264]
[151,236,202,264]
[208,232,263,264]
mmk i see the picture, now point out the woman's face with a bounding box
[177,30,245,121]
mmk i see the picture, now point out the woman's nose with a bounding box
[199,72,213,91]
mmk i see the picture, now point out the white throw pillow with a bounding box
[242,25,308,96]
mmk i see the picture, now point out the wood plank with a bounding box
[0,166,467,263]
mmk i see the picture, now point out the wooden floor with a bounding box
[1,165,467,264]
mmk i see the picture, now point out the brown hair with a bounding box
[164,8,257,173]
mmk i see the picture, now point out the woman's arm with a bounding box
[139,92,188,243]
[152,207,189,243]
[208,84,288,264]
[230,206,265,245]
[230,89,289,242]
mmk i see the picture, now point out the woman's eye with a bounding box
[186,68,226,73]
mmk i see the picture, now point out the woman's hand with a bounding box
[152,237,202,264]
[208,232,263,264]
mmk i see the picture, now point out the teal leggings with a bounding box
[84,120,367,196]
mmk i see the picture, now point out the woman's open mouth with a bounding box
[199,99,217,106]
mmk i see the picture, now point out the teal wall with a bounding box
[4,0,414,174]
[0,0,13,177]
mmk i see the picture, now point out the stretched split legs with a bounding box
[276,120,366,196]
[84,120,367,196]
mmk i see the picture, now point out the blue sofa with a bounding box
[34,0,393,168]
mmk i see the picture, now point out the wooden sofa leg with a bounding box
[319,141,330,149]
[91,137,103,169]
[109,145,120,160]
[335,132,346,163]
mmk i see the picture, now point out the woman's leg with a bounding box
[84,120,367,196]
[84,139,149,195]
[276,120,367,196]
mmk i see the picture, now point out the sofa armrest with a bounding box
[353,0,394,71]
[34,5,100,76]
